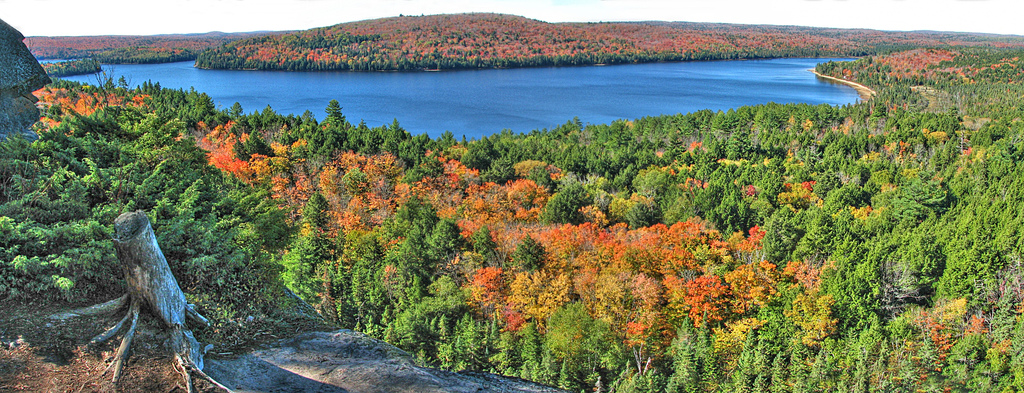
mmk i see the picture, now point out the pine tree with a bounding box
[427,218,464,264]
[788,343,811,393]
[471,225,498,265]
[325,99,345,122]
[665,330,701,393]
[769,353,790,393]
[511,235,545,271]
[281,192,333,304]
[454,313,484,371]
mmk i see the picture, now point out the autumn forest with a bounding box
[193,14,1024,71]
[5,13,1024,393]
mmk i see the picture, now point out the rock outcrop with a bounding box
[1,18,51,142]
[205,329,567,393]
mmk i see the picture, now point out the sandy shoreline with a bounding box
[810,70,876,100]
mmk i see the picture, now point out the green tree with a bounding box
[666,329,703,393]
[427,218,464,264]
[281,193,334,306]
[546,302,616,392]
[542,182,590,225]
[625,197,662,229]
[326,99,345,121]
[472,225,498,261]
[228,102,244,118]
[511,235,545,271]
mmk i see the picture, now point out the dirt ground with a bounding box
[0,298,217,393]
[2,298,564,393]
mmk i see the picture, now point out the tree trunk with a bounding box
[102,211,223,391]
[47,211,231,392]
[114,210,193,328]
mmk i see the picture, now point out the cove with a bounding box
[63,58,860,139]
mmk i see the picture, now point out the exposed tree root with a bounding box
[90,302,133,346]
[49,294,129,321]
[107,299,139,383]
[176,351,236,393]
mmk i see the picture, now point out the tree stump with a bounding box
[85,211,228,392]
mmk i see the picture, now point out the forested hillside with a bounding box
[4,47,1024,392]
[26,32,273,63]
[40,59,101,77]
[195,13,1024,71]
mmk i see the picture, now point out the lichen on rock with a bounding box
[0,17,51,142]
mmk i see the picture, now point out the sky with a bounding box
[1,0,1020,37]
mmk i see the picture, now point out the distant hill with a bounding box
[194,13,1024,71]
[25,32,281,64]
[40,58,101,77]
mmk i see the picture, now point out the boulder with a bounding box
[205,329,568,393]
[0,18,51,142]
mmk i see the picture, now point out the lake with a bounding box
[63,59,860,139]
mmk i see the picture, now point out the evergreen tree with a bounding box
[542,182,591,224]
[281,192,333,303]
[511,235,545,271]
[326,99,345,121]
[471,225,498,264]
[666,330,702,393]
[427,218,464,264]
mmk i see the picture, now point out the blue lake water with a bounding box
[63,59,860,139]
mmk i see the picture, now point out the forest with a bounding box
[25,32,271,64]
[3,45,1024,392]
[40,58,101,77]
[194,13,1024,71]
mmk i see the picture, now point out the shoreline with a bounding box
[810,70,876,100]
